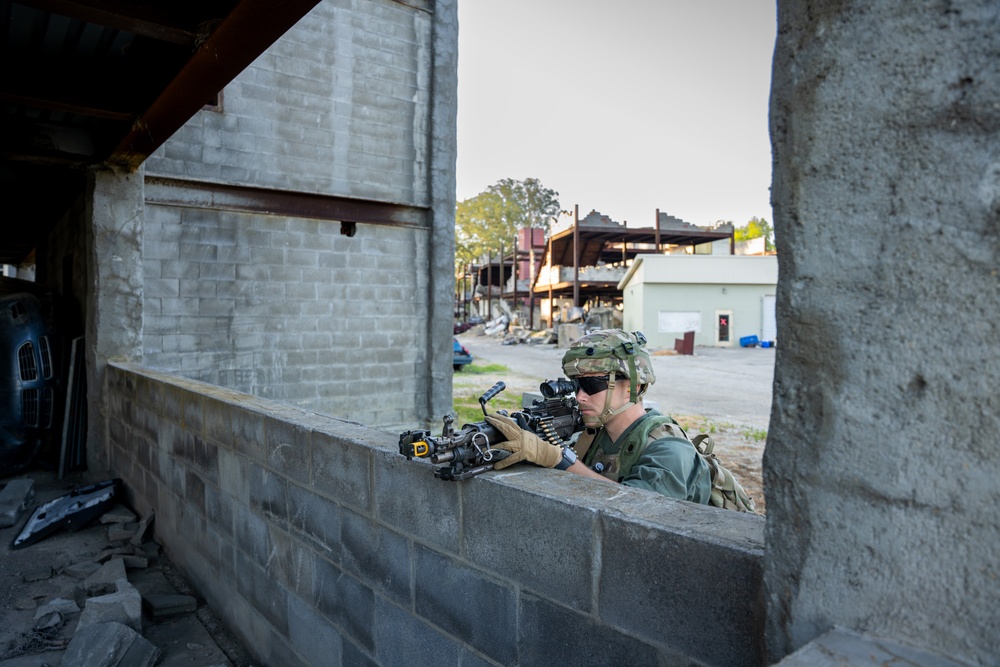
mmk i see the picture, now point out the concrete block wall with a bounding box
[766,2,1000,663]
[141,202,429,429]
[107,362,765,667]
[144,0,432,207]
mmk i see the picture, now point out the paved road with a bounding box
[457,334,775,430]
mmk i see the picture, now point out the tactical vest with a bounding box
[580,414,688,483]
[577,413,758,513]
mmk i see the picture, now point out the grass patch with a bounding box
[741,426,768,442]
[457,363,507,374]
[452,390,522,426]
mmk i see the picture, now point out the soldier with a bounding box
[485,329,713,503]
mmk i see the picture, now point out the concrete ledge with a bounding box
[107,362,766,666]
[774,628,974,667]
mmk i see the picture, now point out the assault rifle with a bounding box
[398,379,583,481]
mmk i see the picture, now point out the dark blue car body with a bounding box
[453,338,473,371]
[0,292,60,473]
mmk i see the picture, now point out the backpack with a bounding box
[580,414,758,513]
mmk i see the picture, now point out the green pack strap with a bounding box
[616,416,684,479]
[573,428,598,462]
[692,434,758,513]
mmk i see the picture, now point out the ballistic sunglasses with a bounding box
[576,375,612,395]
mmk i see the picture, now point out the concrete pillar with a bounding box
[766,2,1000,664]
[426,0,459,421]
[85,166,144,472]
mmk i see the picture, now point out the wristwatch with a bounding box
[555,447,578,471]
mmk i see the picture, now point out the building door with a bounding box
[762,295,777,341]
[715,310,733,346]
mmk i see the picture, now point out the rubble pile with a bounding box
[462,304,622,346]
[0,475,244,667]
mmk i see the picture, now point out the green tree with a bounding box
[734,216,776,252]
[455,178,560,269]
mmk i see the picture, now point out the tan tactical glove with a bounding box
[485,414,562,470]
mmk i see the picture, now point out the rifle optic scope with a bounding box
[539,377,578,399]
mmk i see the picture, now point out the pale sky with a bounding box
[456,1,777,229]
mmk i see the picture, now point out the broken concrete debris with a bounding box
[0,478,35,528]
[2,474,244,666]
[78,577,144,632]
[62,621,161,667]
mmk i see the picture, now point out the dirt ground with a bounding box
[453,334,769,514]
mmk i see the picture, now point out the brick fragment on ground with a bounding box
[66,561,102,579]
[0,478,35,528]
[63,621,161,667]
[82,557,127,595]
[143,592,198,618]
[78,578,143,632]
[34,597,81,620]
[130,509,155,546]
[99,504,138,524]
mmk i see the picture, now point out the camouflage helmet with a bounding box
[562,329,656,387]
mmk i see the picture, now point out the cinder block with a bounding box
[204,482,234,536]
[63,622,160,667]
[311,431,372,510]
[372,597,461,667]
[78,578,143,632]
[373,452,460,554]
[234,503,271,567]
[313,555,375,651]
[264,417,311,485]
[235,550,289,635]
[340,511,411,605]
[202,399,232,450]
[600,516,764,667]
[286,481,342,556]
[83,558,128,595]
[286,592,343,666]
[519,593,671,666]
[0,478,34,528]
[248,467,286,522]
[266,524,314,600]
[412,544,517,666]
[463,479,596,610]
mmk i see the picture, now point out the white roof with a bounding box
[617,254,778,289]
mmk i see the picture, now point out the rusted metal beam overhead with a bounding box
[145,177,429,229]
[109,0,322,169]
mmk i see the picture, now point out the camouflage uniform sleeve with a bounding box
[620,436,712,503]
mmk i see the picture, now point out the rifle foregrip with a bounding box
[478,381,506,407]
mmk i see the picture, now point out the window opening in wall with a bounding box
[203,90,224,112]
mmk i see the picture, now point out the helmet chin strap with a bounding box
[583,373,647,427]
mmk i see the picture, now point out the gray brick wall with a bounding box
[134,0,456,430]
[144,0,431,207]
[108,363,766,667]
[142,201,429,429]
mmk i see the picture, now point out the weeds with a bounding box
[452,390,521,425]
[451,362,521,424]
[741,426,768,442]
[457,363,507,374]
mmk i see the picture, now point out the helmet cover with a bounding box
[562,329,656,386]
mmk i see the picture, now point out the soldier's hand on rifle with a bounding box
[485,414,562,469]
